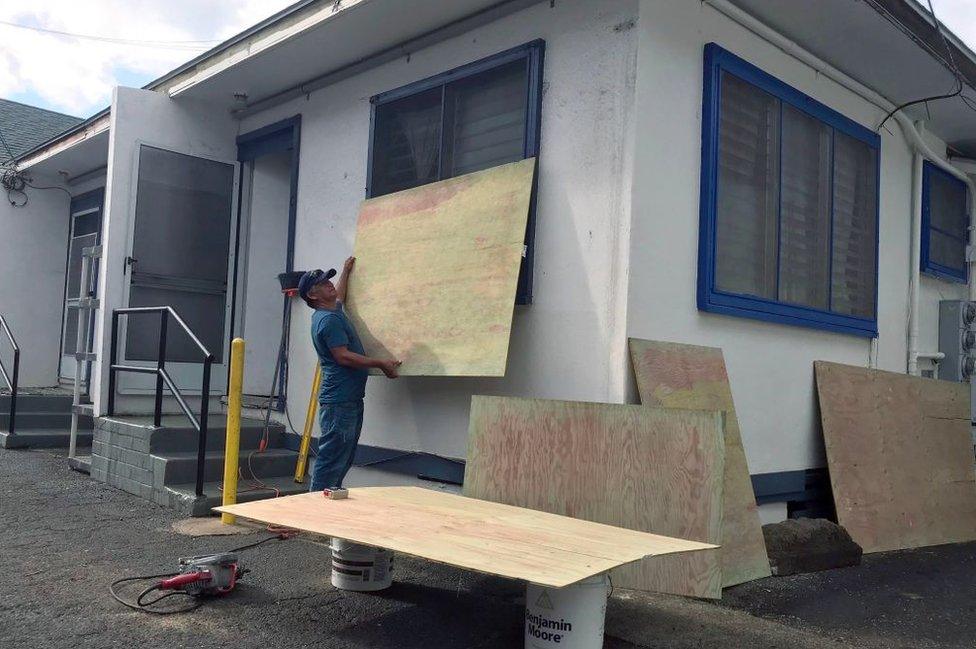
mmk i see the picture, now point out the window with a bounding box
[367,40,544,303]
[699,44,880,337]
[921,161,969,283]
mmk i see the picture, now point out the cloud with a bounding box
[931,0,976,52]
[0,0,293,117]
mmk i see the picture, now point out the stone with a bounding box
[763,518,862,576]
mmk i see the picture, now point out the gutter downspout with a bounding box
[908,148,924,375]
[702,0,976,374]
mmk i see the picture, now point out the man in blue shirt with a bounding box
[298,257,400,491]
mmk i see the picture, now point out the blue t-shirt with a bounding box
[311,303,369,403]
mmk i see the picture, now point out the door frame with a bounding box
[58,188,105,386]
[117,140,241,395]
[231,115,301,407]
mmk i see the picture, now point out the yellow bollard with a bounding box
[294,365,322,483]
[221,338,245,525]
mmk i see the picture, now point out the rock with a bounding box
[763,518,862,576]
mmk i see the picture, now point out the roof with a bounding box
[0,98,81,162]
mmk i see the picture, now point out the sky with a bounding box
[0,1,295,117]
[0,1,975,119]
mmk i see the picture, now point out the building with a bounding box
[2,0,974,519]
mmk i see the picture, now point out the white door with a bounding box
[118,143,238,394]
[60,194,102,383]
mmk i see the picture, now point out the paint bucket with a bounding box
[525,573,609,649]
[330,538,393,591]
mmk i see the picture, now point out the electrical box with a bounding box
[939,300,976,382]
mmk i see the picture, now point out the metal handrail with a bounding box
[0,314,19,436]
[107,306,214,497]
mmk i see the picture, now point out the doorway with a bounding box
[233,116,300,403]
[59,189,104,385]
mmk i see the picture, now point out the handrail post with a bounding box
[153,310,168,427]
[196,355,213,498]
[222,339,245,524]
[107,310,120,416]
[8,347,18,436]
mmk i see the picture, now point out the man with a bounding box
[298,257,401,491]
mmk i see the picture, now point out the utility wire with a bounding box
[0,20,219,51]
[877,0,973,131]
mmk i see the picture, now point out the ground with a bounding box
[2,448,975,649]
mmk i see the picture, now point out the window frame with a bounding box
[366,40,545,304]
[698,43,881,338]
[921,160,969,283]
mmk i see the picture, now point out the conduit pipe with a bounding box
[702,0,976,375]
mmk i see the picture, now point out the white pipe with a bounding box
[917,351,946,360]
[908,150,924,375]
[702,0,976,375]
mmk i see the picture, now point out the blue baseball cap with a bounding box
[298,268,337,300]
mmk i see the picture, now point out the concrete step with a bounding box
[150,422,284,453]
[167,475,309,516]
[157,447,300,485]
[0,429,93,449]
[0,393,74,411]
[0,412,93,430]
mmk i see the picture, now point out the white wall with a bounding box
[241,0,639,458]
[0,177,70,386]
[93,87,240,414]
[628,0,969,475]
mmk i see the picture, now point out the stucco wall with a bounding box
[92,87,240,414]
[0,178,70,386]
[241,0,639,458]
[628,0,969,475]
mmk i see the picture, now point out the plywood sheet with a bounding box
[345,158,534,376]
[628,338,770,587]
[463,396,725,599]
[814,361,976,553]
[215,486,715,588]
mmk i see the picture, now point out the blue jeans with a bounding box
[309,400,364,491]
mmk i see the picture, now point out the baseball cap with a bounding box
[298,268,337,300]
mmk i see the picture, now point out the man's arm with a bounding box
[336,256,355,304]
[331,345,401,378]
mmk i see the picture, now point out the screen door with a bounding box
[120,144,237,393]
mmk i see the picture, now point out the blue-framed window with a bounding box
[699,44,880,337]
[367,40,545,303]
[921,161,969,283]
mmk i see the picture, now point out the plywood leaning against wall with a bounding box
[345,158,535,376]
[463,396,726,599]
[814,361,976,553]
[628,338,770,587]
[215,487,717,588]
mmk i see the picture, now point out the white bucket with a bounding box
[525,573,609,649]
[330,539,393,592]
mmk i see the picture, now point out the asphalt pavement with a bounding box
[2,446,973,649]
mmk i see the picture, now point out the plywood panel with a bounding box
[814,361,976,553]
[628,339,770,587]
[345,158,534,376]
[215,487,715,588]
[463,396,725,599]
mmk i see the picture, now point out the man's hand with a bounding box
[336,256,355,303]
[379,359,402,379]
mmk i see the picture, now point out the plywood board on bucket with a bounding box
[345,158,534,377]
[215,487,715,588]
[463,396,725,599]
[628,338,770,587]
[814,361,976,553]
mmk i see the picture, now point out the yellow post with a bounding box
[294,365,322,483]
[221,338,245,525]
